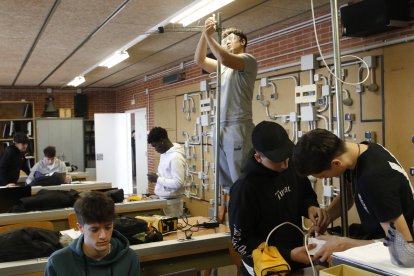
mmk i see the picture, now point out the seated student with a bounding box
[147,127,187,218]
[44,191,139,276]
[0,132,31,186]
[229,121,329,275]
[292,129,414,266]
[26,146,70,185]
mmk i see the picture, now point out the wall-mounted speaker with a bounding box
[74,94,88,118]
[340,0,410,37]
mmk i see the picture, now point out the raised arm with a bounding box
[194,31,217,73]
[195,16,246,72]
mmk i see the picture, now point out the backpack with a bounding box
[0,227,62,262]
[114,217,148,245]
[114,216,162,245]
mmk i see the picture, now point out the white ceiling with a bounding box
[0,0,338,89]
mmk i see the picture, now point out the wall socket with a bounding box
[410,167,414,176]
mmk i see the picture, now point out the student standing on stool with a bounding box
[44,191,139,275]
[147,127,187,218]
[0,132,30,187]
[194,16,257,224]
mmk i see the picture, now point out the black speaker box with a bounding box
[340,0,410,37]
[74,94,88,118]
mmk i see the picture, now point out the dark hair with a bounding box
[43,146,56,158]
[74,191,116,225]
[222,27,248,48]
[13,132,30,144]
[147,127,168,144]
[292,129,346,176]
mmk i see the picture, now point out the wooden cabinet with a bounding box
[0,101,36,160]
[36,118,84,171]
[84,120,95,168]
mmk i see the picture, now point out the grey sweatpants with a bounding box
[214,121,254,194]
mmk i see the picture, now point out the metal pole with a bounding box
[213,12,222,221]
[330,0,348,237]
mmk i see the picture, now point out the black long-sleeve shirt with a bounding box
[229,150,319,271]
[0,145,30,186]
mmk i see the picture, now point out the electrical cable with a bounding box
[265,221,316,276]
[310,0,370,86]
[177,215,200,240]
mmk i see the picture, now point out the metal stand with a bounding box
[212,12,222,221]
[330,0,348,237]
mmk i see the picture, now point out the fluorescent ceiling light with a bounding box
[99,50,130,68]
[67,76,85,87]
[170,0,234,27]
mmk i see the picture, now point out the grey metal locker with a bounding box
[36,118,85,171]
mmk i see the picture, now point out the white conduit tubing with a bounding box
[267,75,300,115]
[344,120,352,134]
[263,82,284,120]
[317,96,329,113]
[317,114,329,129]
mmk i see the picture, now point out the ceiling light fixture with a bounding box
[170,0,234,27]
[99,50,130,68]
[67,76,85,87]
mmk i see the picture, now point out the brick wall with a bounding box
[0,88,116,119]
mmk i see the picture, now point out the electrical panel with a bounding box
[301,54,316,71]
[200,98,213,112]
[260,77,269,87]
[300,105,317,121]
[295,84,321,104]
[321,85,330,96]
[200,114,210,126]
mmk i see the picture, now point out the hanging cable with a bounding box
[310,0,370,86]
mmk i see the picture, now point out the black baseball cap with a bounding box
[13,133,30,144]
[252,121,294,162]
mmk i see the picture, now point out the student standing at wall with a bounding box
[194,16,258,223]
[44,191,139,275]
[147,127,187,218]
[0,132,30,186]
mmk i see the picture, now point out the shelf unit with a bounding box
[84,119,95,168]
[0,101,36,161]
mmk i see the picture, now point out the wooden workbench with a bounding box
[0,216,233,276]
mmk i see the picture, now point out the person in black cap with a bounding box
[228,121,329,275]
[0,132,31,186]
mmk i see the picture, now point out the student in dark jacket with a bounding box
[44,191,139,276]
[229,121,329,275]
[0,132,30,186]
